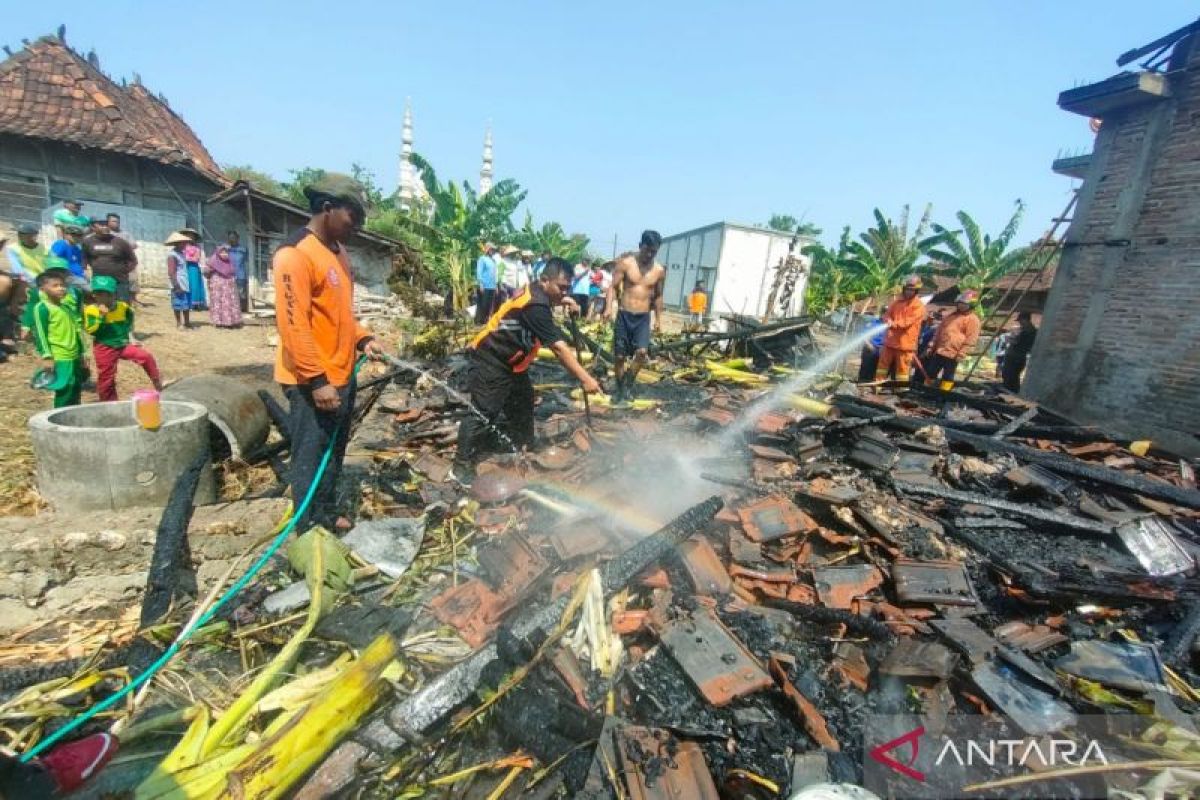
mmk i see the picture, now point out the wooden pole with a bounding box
[245,188,257,311]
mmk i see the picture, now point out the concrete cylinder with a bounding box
[163,374,271,460]
[29,400,216,513]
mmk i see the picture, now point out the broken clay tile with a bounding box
[728,563,795,583]
[616,726,720,800]
[787,584,818,604]
[679,537,733,595]
[657,610,773,707]
[716,505,742,525]
[812,564,883,609]
[572,428,591,452]
[737,579,789,600]
[551,570,581,598]
[551,647,590,709]
[697,407,737,427]
[768,656,840,751]
[993,621,1069,654]
[749,444,797,463]
[410,450,451,483]
[474,505,519,531]
[832,643,870,691]
[880,639,958,679]
[393,408,425,424]
[755,411,792,435]
[548,521,615,561]
[930,617,999,664]
[1065,442,1119,458]
[728,528,764,566]
[753,458,785,482]
[476,531,548,601]
[892,559,980,607]
[428,578,505,648]
[798,478,862,505]
[640,568,670,589]
[613,609,650,635]
[738,495,817,543]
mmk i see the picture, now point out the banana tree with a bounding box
[512,211,590,262]
[802,227,862,316]
[920,201,1026,290]
[845,204,933,313]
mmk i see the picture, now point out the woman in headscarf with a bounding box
[180,229,207,310]
[165,232,192,329]
[204,245,244,328]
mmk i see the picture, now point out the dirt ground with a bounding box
[0,288,281,515]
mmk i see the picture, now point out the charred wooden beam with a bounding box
[893,481,1115,535]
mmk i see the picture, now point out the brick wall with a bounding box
[1026,39,1200,455]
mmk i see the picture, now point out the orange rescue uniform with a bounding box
[688,290,708,315]
[876,293,925,380]
[273,230,372,388]
[930,309,981,361]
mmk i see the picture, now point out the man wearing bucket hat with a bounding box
[922,290,981,387]
[875,274,926,384]
[274,172,387,532]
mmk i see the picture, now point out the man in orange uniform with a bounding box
[923,291,981,385]
[876,274,925,384]
[274,174,386,532]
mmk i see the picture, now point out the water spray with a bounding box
[719,322,887,444]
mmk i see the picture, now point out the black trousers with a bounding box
[924,353,960,383]
[285,380,356,532]
[572,294,590,318]
[475,289,496,323]
[1001,355,1027,393]
[857,346,879,382]
[455,352,534,465]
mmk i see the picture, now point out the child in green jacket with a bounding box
[30,268,87,408]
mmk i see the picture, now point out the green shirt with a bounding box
[31,290,83,361]
[84,301,134,348]
[52,208,89,229]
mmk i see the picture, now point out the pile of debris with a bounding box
[4,353,1199,799]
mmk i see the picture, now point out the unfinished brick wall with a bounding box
[1026,40,1200,455]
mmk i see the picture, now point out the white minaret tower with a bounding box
[398,98,416,207]
[479,124,493,196]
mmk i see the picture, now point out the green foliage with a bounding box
[844,204,933,311]
[768,214,799,233]
[282,167,328,208]
[803,227,859,316]
[221,164,285,198]
[920,201,1027,290]
[511,212,590,262]
[768,214,823,238]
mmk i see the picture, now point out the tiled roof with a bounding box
[0,35,223,179]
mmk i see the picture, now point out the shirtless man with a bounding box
[606,230,665,402]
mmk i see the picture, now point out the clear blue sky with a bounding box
[8,1,1197,254]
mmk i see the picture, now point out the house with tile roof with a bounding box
[0,32,401,296]
[0,34,224,237]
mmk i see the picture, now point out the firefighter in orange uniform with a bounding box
[875,274,926,384]
[923,290,982,385]
[451,257,601,485]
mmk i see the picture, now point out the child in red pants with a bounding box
[83,275,162,401]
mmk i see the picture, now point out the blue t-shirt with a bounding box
[50,240,85,278]
[476,255,497,290]
[572,271,591,295]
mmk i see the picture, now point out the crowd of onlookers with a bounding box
[0,200,254,409]
[472,243,616,323]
